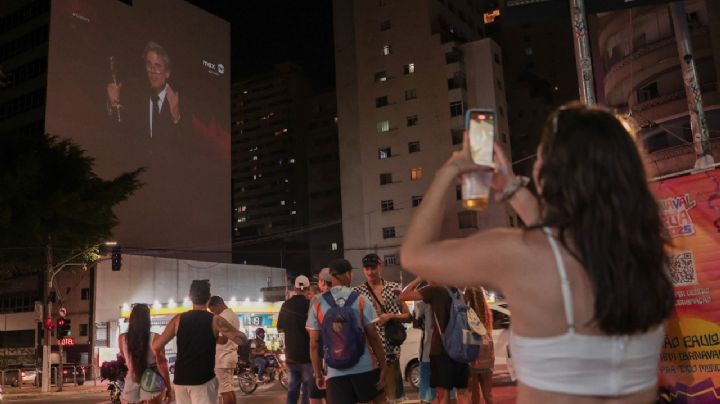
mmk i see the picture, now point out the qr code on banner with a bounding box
[670,251,697,286]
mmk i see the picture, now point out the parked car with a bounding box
[0,364,36,387]
[399,301,516,390]
[35,363,85,386]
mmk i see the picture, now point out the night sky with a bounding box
[188,0,336,91]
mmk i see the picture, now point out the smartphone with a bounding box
[464,109,496,167]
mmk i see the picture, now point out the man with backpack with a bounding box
[400,280,481,404]
[306,258,388,404]
[354,253,411,403]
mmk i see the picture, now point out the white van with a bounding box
[398,302,516,389]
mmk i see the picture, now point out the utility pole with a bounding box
[670,1,715,170]
[569,0,596,105]
[42,239,52,393]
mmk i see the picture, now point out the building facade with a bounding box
[333,0,513,282]
[590,0,720,176]
[232,64,343,275]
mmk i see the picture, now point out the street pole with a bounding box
[58,342,64,391]
[669,1,715,170]
[42,240,52,392]
[569,0,596,105]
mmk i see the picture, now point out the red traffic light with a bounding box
[44,317,55,330]
[56,318,65,328]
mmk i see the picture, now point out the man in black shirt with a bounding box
[277,275,313,404]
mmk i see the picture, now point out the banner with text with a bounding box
[652,169,720,403]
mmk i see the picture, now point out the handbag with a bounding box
[365,282,407,346]
[140,366,166,393]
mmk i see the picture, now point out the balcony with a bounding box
[648,137,720,178]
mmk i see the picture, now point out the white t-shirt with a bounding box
[215,308,240,369]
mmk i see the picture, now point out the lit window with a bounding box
[380,173,393,185]
[281,200,286,206]
[253,175,257,180]
[374,71,387,82]
[378,147,391,159]
[291,210,297,215]
[405,89,417,100]
[458,211,478,229]
[407,115,418,126]
[408,141,420,153]
[377,120,390,133]
[331,242,338,251]
[252,156,258,161]
[382,227,396,239]
[240,206,247,212]
[383,44,392,55]
[450,101,463,117]
[412,195,423,207]
[403,63,415,74]
[381,200,394,212]
[238,217,247,223]
[289,158,296,164]
[376,96,389,108]
[384,254,398,265]
[410,168,423,181]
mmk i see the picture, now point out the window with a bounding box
[407,115,418,126]
[410,168,423,181]
[687,12,701,29]
[377,120,390,133]
[382,227,396,239]
[458,211,478,229]
[637,82,659,103]
[445,51,461,64]
[374,71,387,82]
[383,44,392,55]
[450,101,463,117]
[494,53,501,64]
[412,195,423,207]
[408,141,420,153]
[497,79,503,91]
[499,106,504,117]
[456,184,462,200]
[376,96,389,108]
[331,242,339,251]
[451,129,463,145]
[405,89,417,100]
[384,254,399,265]
[378,147,392,159]
[381,199,395,212]
[380,20,392,31]
[81,288,90,301]
[403,63,415,74]
[80,324,89,337]
[380,173,393,185]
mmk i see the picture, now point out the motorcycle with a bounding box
[235,351,289,394]
[100,357,127,404]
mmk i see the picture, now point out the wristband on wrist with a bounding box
[500,176,530,202]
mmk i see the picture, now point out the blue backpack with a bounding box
[320,291,366,369]
[434,287,482,363]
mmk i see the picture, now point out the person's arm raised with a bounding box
[491,142,539,225]
[400,132,519,289]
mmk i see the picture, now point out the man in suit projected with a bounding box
[107,41,188,139]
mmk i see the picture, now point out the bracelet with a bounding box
[499,176,530,202]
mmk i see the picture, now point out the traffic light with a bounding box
[111,246,122,271]
[56,318,72,338]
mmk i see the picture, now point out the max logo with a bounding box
[202,60,225,76]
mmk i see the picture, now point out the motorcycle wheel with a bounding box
[237,370,258,394]
[279,369,289,390]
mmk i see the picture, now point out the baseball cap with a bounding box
[328,259,353,276]
[362,253,381,268]
[318,267,333,282]
[294,275,310,289]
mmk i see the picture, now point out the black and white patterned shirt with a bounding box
[354,280,403,361]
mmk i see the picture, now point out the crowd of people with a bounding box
[116,103,674,404]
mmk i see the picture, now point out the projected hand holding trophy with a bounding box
[107,56,123,123]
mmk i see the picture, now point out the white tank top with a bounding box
[509,227,664,396]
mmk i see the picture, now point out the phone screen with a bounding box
[468,111,495,166]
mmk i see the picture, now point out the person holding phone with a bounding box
[401,102,674,404]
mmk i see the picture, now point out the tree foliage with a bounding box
[0,132,143,278]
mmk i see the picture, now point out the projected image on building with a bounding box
[45,0,230,261]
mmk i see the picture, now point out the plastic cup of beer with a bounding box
[461,171,492,210]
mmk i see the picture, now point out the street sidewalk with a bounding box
[2,381,109,400]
